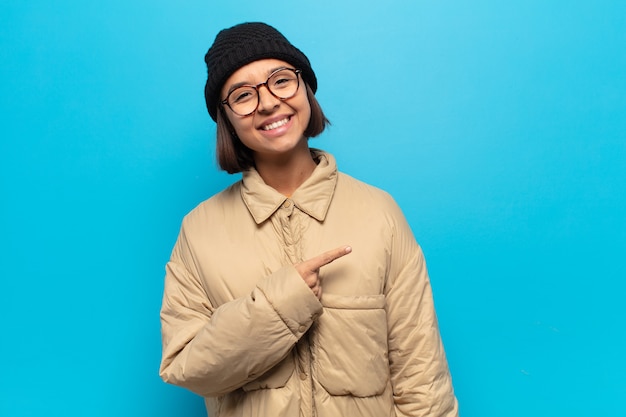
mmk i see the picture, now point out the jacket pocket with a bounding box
[312,293,389,397]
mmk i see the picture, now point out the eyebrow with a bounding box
[225,66,291,96]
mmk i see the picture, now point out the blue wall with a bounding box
[1,1,624,416]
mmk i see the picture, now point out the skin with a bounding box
[221,58,352,299]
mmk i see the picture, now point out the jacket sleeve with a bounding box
[384,199,459,417]
[159,223,323,397]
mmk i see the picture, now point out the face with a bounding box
[220,59,312,162]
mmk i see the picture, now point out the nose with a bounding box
[256,85,280,113]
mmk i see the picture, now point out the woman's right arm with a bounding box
[158,225,323,398]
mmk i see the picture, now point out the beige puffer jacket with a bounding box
[160,150,458,417]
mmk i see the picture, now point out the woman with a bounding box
[160,22,459,417]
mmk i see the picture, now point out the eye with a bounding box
[270,71,297,89]
[230,87,255,104]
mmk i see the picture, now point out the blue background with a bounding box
[1,1,625,416]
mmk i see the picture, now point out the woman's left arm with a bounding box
[383,198,459,417]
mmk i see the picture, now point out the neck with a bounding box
[254,146,317,196]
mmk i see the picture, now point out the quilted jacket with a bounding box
[159,150,458,417]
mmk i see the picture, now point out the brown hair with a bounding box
[215,84,329,174]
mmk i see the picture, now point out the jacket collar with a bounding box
[240,149,338,224]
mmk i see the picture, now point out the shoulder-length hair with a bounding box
[215,84,329,174]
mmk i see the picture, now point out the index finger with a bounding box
[308,245,352,270]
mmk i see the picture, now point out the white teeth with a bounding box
[262,117,289,131]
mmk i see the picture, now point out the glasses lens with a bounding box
[267,69,299,99]
[228,87,258,116]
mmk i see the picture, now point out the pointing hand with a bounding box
[295,245,352,300]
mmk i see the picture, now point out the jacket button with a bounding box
[298,325,306,332]
[283,200,292,208]
[299,373,307,380]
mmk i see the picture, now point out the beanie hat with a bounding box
[204,22,317,121]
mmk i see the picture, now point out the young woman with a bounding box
[159,22,459,417]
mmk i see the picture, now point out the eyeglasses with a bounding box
[221,68,302,117]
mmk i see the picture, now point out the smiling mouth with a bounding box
[261,117,290,131]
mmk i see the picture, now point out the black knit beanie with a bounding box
[204,22,317,122]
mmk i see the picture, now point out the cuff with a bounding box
[256,265,323,337]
